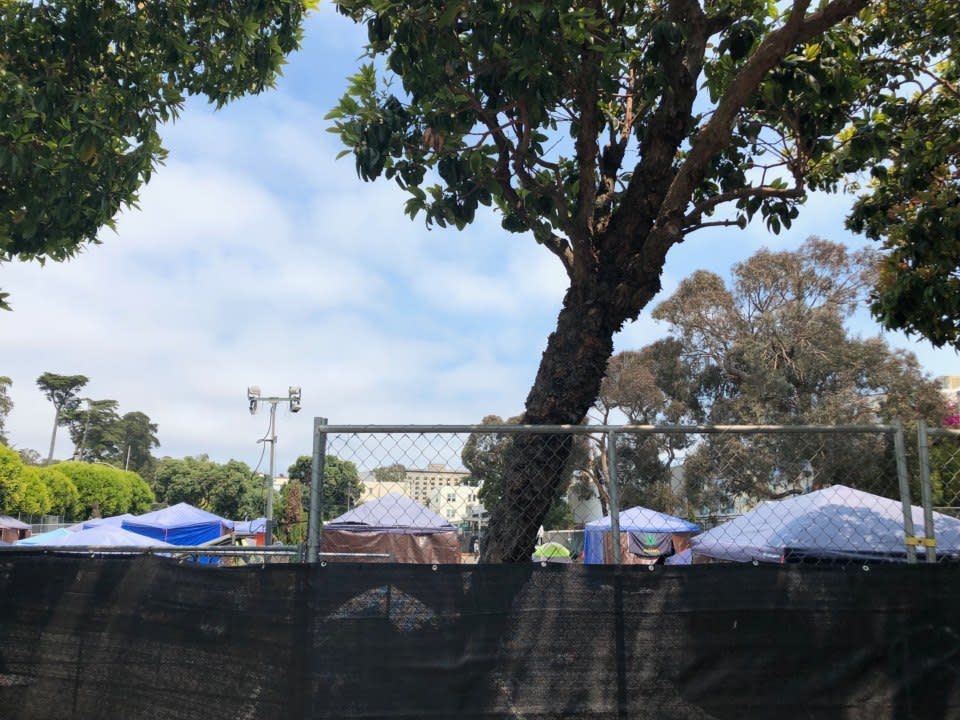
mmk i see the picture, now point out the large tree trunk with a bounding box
[481,275,645,562]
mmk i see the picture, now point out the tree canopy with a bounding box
[0,0,313,309]
[328,0,959,561]
[36,372,88,464]
[602,237,945,513]
[151,456,263,520]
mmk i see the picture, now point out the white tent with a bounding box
[690,484,960,563]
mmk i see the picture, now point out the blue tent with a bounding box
[123,503,233,545]
[45,525,173,548]
[583,507,700,564]
[82,513,137,530]
[16,528,72,545]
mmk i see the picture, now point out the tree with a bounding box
[627,237,945,510]
[843,3,960,348]
[280,480,306,544]
[115,411,160,479]
[48,461,152,517]
[327,0,946,560]
[321,456,364,520]
[288,455,313,484]
[152,456,261,519]
[0,443,24,511]
[0,376,12,445]
[61,398,121,462]
[0,0,313,309]
[7,466,53,516]
[372,463,407,484]
[36,372,88,464]
[37,466,81,518]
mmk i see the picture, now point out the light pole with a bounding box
[247,386,301,545]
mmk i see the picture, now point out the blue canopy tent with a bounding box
[583,507,700,564]
[321,493,461,563]
[82,513,137,530]
[123,503,233,545]
[690,484,960,564]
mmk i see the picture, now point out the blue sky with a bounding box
[2,8,957,475]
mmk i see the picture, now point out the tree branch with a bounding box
[683,183,806,229]
[655,0,867,233]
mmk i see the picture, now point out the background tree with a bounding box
[279,480,306,544]
[115,411,161,480]
[6,466,53,517]
[0,376,12,445]
[372,463,407,484]
[288,455,313,484]
[61,398,121,462]
[844,2,960,348]
[622,237,946,511]
[152,456,262,519]
[37,466,81,518]
[51,461,153,517]
[0,0,313,309]
[0,444,24,512]
[321,456,364,520]
[327,0,944,560]
[36,372,88,464]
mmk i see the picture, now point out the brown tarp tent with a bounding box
[320,493,461,564]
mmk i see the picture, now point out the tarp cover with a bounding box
[583,507,700,564]
[326,493,456,532]
[42,525,173,548]
[233,518,267,535]
[322,494,460,563]
[691,484,960,563]
[0,556,957,719]
[0,515,31,530]
[122,503,233,546]
[15,528,71,545]
[81,514,136,530]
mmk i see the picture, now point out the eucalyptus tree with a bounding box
[630,237,945,508]
[328,0,955,560]
[35,372,88,464]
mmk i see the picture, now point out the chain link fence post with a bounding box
[893,419,918,564]
[607,429,621,565]
[916,419,937,563]
[307,416,327,563]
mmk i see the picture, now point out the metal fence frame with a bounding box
[309,420,941,565]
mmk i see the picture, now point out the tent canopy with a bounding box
[123,503,232,545]
[45,525,173,548]
[583,506,699,564]
[690,484,960,563]
[82,513,137,530]
[326,493,455,534]
[16,528,72,545]
[585,507,700,533]
[0,515,31,531]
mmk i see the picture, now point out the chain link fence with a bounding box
[311,421,959,565]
